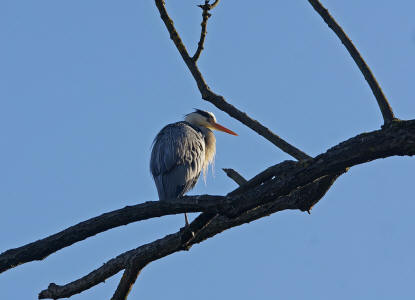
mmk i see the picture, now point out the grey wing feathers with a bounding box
[150,122,205,200]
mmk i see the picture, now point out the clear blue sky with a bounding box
[1,1,415,299]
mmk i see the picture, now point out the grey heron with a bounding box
[150,109,237,225]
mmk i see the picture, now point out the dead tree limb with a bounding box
[38,119,415,299]
[0,1,410,299]
[0,196,225,274]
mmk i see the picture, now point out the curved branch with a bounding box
[307,0,396,124]
[3,119,415,281]
[38,174,338,299]
[38,119,415,299]
[2,119,414,280]
[223,120,414,217]
[0,196,225,274]
[112,162,240,300]
[155,0,311,161]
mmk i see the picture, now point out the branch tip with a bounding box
[193,0,219,61]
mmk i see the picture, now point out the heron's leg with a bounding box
[184,213,189,226]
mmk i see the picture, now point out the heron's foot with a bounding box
[184,213,190,227]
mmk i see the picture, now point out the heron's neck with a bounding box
[189,124,216,166]
[202,127,216,167]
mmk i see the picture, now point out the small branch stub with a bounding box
[223,168,248,186]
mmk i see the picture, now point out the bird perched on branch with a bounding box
[150,109,237,225]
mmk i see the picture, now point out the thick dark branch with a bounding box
[0,196,224,274]
[38,174,340,299]
[182,167,245,251]
[154,0,311,161]
[222,168,248,185]
[223,120,414,217]
[39,176,333,299]
[4,119,415,280]
[307,0,396,124]
[113,164,241,299]
[38,119,415,299]
[193,173,341,243]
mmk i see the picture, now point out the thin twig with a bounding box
[207,0,220,9]
[307,0,396,124]
[155,0,311,161]
[193,0,219,61]
[222,168,248,185]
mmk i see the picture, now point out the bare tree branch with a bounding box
[1,2,410,299]
[38,176,337,299]
[94,158,291,300]
[154,0,311,161]
[0,196,225,274]
[307,0,396,124]
[222,168,248,185]
[38,119,415,299]
[192,174,341,243]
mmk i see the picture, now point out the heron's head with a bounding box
[185,109,237,136]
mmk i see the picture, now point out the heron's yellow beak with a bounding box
[210,122,238,136]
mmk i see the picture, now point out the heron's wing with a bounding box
[150,122,205,200]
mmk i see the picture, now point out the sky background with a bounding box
[1,1,415,299]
